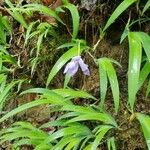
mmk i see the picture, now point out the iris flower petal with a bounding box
[78,58,90,75]
[64,56,90,76]
[64,61,78,76]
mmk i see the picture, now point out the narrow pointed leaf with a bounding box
[105,60,120,113]
[146,80,150,97]
[0,97,67,123]
[63,3,80,39]
[137,113,150,150]
[46,45,87,87]
[98,60,108,109]
[138,61,150,90]
[5,0,28,28]
[135,32,150,62]
[128,32,142,111]
[142,0,150,15]
[91,125,113,150]
[107,137,116,150]
[98,58,120,113]
[103,0,137,31]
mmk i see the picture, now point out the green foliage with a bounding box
[97,58,120,113]
[0,75,21,111]
[128,32,150,111]
[137,113,150,150]
[20,3,64,24]
[107,137,116,150]
[142,0,150,15]
[138,60,150,90]
[128,32,142,111]
[25,21,57,75]
[0,88,117,149]
[0,0,150,149]
[63,3,80,39]
[0,15,12,44]
[46,40,88,87]
[103,0,137,31]
[146,80,150,97]
[0,121,50,149]
[5,0,28,28]
[0,88,96,123]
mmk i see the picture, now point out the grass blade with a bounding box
[0,80,21,110]
[5,0,28,28]
[98,58,120,113]
[22,4,64,24]
[62,105,117,127]
[63,3,80,39]
[128,32,142,111]
[91,125,113,150]
[138,61,150,91]
[107,137,116,150]
[136,113,150,150]
[0,97,66,123]
[24,21,37,46]
[142,0,150,15]
[98,60,108,110]
[135,32,150,62]
[146,80,150,97]
[103,0,137,31]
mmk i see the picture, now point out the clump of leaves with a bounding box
[0,0,150,150]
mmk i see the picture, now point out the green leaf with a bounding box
[103,0,137,31]
[5,0,28,28]
[52,88,96,100]
[14,139,32,148]
[0,80,21,110]
[44,124,91,144]
[35,144,51,150]
[21,88,95,100]
[91,125,113,150]
[64,73,72,88]
[107,137,116,150]
[40,119,67,129]
[24,21,37,46]
[98,58,120,113]
[51,136,82,150]
[0,127,48,144]
[36,33,44,56]
[142,0,150,15]
[146,80,150,97]
[63,3,80,39]
[135,32,150,62]
[57,42,77,49]
[137,113,150,150]
[83,144,92,150]
[0,96,66,123]
[30,57,39,76]
[22,4,64,24]
[64,138,80,150]
[128,32,142,111]
[98,60,108,109]
[62,105,118,127]
[1,16,12,34]
[0,88,97,123]
[46,44,87,87]
[52,137,72,150]
[138,61,150,91]
[0,17,6,44]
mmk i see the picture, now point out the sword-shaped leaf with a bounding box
[128,32,142,111]
[137,113,150,150]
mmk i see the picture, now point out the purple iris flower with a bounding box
[64,56,90,76]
